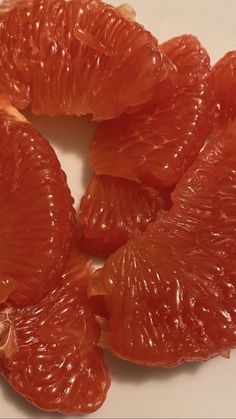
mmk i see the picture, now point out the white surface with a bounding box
[1,1,236,418]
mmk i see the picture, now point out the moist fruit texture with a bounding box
[89,121,236,367]
[90,35,214,187]
[0,249,110,414]
[212,51,236,124]
[79,35,212,256]
[79,175,169,257]
[0,0,173,120]
[1,0,236,413]
[0,101,75,307]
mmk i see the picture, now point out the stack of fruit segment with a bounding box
[0,101,110,414]
[1,0,236,415]
[80,34,214,255]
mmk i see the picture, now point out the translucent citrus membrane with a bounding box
[88,276,110,350]
[0,278,17,304]
[96,316,110,350]
[73,1,137,56]
[116,3,136,19]
[88,272,106,297]
[0,95,27,122]
[74,26,114,56]
[0,308,18,359]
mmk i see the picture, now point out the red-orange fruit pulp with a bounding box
[79,175,169,257]
[0,249,110,414]
[0,0,172,120]
[89,121,236,367]
[0,101,75,306]
[212,51,236,125]
[90,34,214,188]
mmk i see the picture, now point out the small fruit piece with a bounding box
[116,3,136,19]
[89,122,236,367]
[0,101,75,306]
[90,35,213,187]
[79,175,168,257]
[0,249,110,414]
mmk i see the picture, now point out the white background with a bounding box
[1,1,236,418]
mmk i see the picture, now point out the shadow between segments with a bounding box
[105,351,201,385]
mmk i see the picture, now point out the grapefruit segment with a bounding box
[90,35,213,187]
[90,122,236,367]
[0,102,75,307]
[79,175,169,257]
[0,249,110,414]
[0,0,173,120]
[212,51,236,124]
[161,34,211,95]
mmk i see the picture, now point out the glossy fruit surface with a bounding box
[90,35,213,187]
[79,175,168,257]
[90,122,236,367]
[0,249,110,414]
[0,0,171,120]
[212,51,236,124]
[0,101,75,306]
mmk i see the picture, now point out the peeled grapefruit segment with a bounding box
[212,51,236,124]
[0,101,75,307]
[0,249,110,414]
[89,121,236,367]
[90,35,213,187]
[79,175,168,257]
[0,0,172,120]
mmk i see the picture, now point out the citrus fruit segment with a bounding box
[0,0,172,120]
[89,122,236,367]
[79,175,168,257]
[212,51,236,124]
[90,35,213,187]
[0,102,75,307]
[0,249,110,414]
